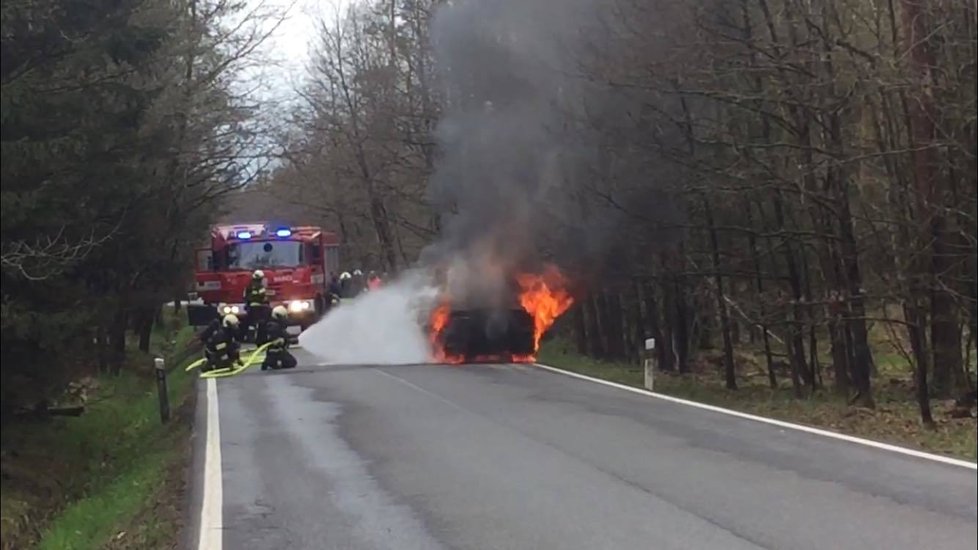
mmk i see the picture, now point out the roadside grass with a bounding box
[538,338,977,461]
[1,307,198,550]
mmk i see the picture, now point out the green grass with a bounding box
[538,338,978,461]
[1,308,197,550]
[38,448,173,550]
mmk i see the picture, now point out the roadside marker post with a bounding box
[155,357,171,423]
[644,338,656,391]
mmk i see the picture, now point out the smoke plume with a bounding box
[302,0,678,364]
[420,0,644,296]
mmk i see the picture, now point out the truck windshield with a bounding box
[227,241,302,269]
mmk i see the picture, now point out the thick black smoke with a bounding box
[421,0,682,306]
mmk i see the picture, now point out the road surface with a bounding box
[189,349,977,550]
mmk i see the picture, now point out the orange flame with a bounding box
[428,264,574,364]
[515,266,574,353]
[429,302,465,364]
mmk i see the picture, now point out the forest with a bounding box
[3,0,976,427]
[1,0,279,417]
[262,0,978,423]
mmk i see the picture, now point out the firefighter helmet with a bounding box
[340,271,351,280]
[272,305,288,320]
[222,314,239,328]
[252,269,265,280]
[353,269,363,277]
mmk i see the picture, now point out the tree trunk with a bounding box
[605,292,627,360]
[585,294,605,358]
[627,287,644,364]
[900,0,960,400]
[929,203,964,397]
[642,280,672,371]
[905,303,935,426]
[110,305,128,374]
[772,191,807,396]
[674,268,691,374]
[800,248,818,390]
[838,194,875,407]
[137,308,153,353]
[573,303,588,356]
[703,197,737,389]
[828,312,851,395]
[746,199,776,388]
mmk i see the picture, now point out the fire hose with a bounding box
[184,341,273,379]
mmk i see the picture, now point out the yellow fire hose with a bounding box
[185,341,274,379]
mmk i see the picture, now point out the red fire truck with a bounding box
[187,222,341,330]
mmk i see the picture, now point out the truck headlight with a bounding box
[288,300,312,313]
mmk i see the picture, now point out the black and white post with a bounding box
[154,357,170,423]
[643,338,656,391]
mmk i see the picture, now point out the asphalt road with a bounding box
[190,349,977,550]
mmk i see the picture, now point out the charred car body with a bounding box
[426,268,541,363]
[436,307,536,362]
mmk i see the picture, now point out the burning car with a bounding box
[426,265,573,364]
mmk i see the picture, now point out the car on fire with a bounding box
[423,266,571,363]
[435,306,536,362]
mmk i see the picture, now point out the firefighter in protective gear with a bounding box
[339,271,352,298]
[200,304,238,344]
[242,270,269,344]
[203,314,242,372]
[261,306,297,371]
[244,270,268,305]
[352,269,365,296]
[326,273,342,313]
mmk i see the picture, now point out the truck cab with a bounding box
[188,222,340,329]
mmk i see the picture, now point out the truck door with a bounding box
[196,248,214,271]
[188,247,219,327]
[190,248,213,301]
[325,244,338,277]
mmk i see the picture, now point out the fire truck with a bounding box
[187,222,341,330]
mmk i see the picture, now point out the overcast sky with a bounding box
[251,0,352,102]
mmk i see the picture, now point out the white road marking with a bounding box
[533,363,977,470]
[198,377,224,550]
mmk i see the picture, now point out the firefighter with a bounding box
[198,304,224,344]
[326,273,342,313]
[203,314,242,372]
[339,271,352,298]
[242,270,269,344]
[352,269,364,295]
[261,306,297,371]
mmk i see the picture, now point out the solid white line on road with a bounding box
[533,363,978,470]
[198,377,224,550]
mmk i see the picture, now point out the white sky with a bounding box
[255,0,353,99]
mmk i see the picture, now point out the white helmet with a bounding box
[252,269,265,280]
[353,269,363,276]
[222,314,239,328]
[340,271,351,280]
[271,305,288,320]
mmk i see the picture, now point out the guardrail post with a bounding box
[643,338,656,391]
[155,357,171,423]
